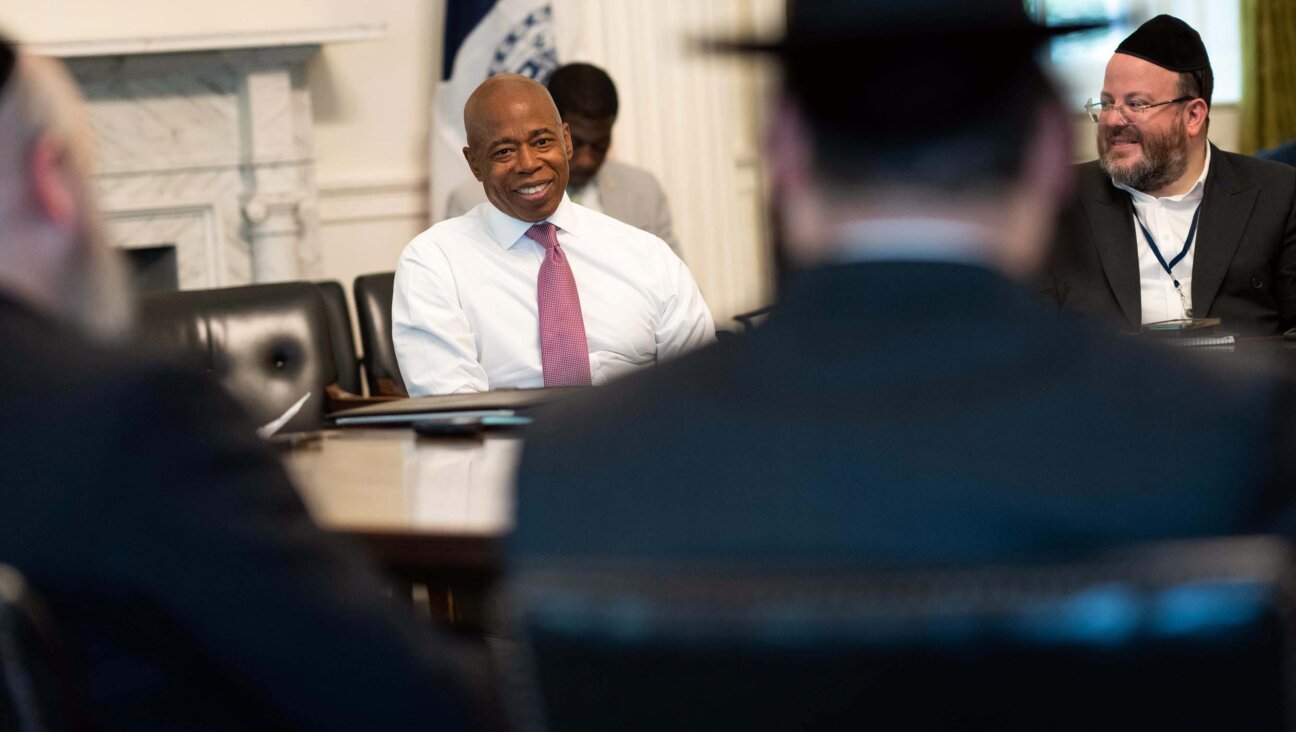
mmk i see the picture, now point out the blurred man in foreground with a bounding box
[447,62,678,251]
[0,45,475,730]
[395,74,712,395]
[1047,15,1296,334]
[514,3,1296,568]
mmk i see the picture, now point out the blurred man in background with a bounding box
[446,62,677,251]
[0,44,477,730]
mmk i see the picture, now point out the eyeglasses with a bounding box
[1084,96,1195,123]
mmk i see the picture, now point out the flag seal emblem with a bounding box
[488,4,558,81]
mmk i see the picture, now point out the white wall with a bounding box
[309,0,442,313]
[560,0,783,323]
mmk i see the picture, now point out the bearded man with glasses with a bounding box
[1046,15,1296,335]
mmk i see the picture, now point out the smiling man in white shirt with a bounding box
[394,74,713,395]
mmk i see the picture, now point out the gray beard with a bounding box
[1098,129,1190,193]
[1100,147,1188,193]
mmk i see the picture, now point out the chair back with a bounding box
[136,282,338,433]
[731,305,772,333]
[313,280,361,395]
[504,537,1296,731]
[354,272,407,397]
[0,565,83,732]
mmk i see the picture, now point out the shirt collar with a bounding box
[484,192,581,250]
[1112,142,1211,204]
[834,217,996,267]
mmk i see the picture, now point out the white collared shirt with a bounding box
[835,218,997,266]
[393,193,714,395]
[1112,145,1211,324]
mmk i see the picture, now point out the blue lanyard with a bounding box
[1135,205,1202,289]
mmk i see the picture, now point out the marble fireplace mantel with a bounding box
[26,25,383,290]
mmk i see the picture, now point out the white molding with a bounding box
[103,200,227,289]
[317,175,430,225]
[24,24,386,59]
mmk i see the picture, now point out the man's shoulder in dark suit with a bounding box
[1049,148,1296,333]
[515,261,1296,568]
[1219,145,1296,182]
[1257,140,1296,168]
[0,295,473,731]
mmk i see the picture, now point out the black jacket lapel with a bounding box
[1191,146,1260,317]
[1086,177,1141,328]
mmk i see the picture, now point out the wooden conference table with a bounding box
[282,427,521,587]
[279,337,1296,586]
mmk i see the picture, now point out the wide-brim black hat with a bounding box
[0,36,14,98]
[700,0,1107,140]
[704,0,1105,56]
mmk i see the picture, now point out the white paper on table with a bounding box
[257,392,311,439]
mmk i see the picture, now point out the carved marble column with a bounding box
[234,51,320,282]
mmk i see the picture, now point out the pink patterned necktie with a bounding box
[526,222,592,386]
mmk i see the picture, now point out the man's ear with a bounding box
[562,122,573,159]
[767,98,815,195]
[1185,98,1209,138]
[1022,100,1074,211]
[462,146,485,182]
[766,97,833,266]
[27,134,79,228]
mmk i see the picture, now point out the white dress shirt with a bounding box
[835,218,997,266]
[1113,145,1211,324]
[393,193,714,395]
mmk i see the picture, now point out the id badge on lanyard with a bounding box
[1136,205,1202,318]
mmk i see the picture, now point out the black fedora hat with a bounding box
[700,0,1107,140]
[705,0,1104,55]
[0,36,14,98]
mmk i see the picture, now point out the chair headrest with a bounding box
[136,282,337,432]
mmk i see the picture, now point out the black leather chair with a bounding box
[0,565,83,731]
[503,537,1296,731]
[135,282,339,433]
[354,272,407,397]
[313,280,361,396]
[732,304,773,332]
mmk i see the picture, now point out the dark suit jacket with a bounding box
[514,261,1296,567]
[0,295,471,730]
[1047,145,1296,334]
[1257,140,1296,168]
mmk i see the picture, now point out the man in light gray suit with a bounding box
[446,63,678,252]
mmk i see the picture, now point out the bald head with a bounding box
[0,54,94,200]
[0,53,129,340]
[463,74,560,147]
[462,74,572,222]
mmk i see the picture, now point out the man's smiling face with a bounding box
[1096,53,1191,194]
[463,75,574,222]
